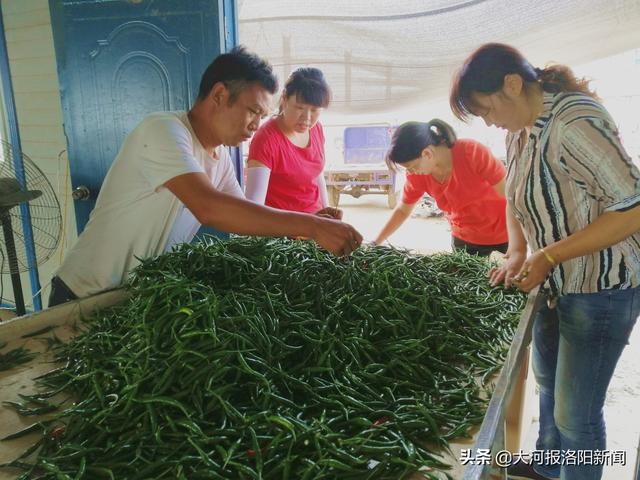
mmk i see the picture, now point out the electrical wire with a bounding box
[0,247,5,306]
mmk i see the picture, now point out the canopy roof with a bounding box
[239,0,640,113]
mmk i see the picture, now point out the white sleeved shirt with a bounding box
[55,111,244,297]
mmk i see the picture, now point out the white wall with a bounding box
[1,0,76,310]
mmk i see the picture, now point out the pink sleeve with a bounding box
[314,122,326,167]
[248,126,277,170]
[467,141,505,185]
[401,174,424,204]
[315,122,325,145]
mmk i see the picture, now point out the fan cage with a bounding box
[0,140,62,273]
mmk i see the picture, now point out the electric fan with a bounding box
[0,140,62,315]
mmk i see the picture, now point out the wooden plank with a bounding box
[9,107,64,125]
[0,324,76,479]
[5,56,57,76]
[6,140,64,160]
[1,0,48,17]
[0,290,126,479]
[9,91,58,109]
[2,7,51,31]
[11,74,61,94]
[3,23,53,44]
[0,289,127,341]
[6,37,56,62]
[14,126,65,145]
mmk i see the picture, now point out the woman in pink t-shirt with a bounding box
[374,119,508,257]
[245,68,340,219]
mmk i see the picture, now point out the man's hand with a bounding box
[310,217,363,256]
[315,207,343,220]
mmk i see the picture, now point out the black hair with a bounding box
[197,45,278,102]
[283,67,331,108]
[387,119,457,166]
[450,43,597,121]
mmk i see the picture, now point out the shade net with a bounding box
[239,0,640,114]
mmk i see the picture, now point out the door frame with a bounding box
[222,0,244,186]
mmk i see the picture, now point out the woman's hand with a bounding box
[489,250,526,288]
[512,249,554,292]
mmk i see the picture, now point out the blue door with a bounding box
[49,0,238,233]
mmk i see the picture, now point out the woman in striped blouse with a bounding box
[450,43,640,480]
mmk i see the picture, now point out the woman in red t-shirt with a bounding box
[245,68,340,219]
[374,119,508,256]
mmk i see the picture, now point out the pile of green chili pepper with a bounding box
[0,341,36,372]
[2,237,525,479]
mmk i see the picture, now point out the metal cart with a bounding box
[324,125,400,209]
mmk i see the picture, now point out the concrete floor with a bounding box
[339,193,640,480]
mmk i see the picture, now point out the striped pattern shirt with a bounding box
[506,91,640,295]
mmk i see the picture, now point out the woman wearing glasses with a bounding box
[374,118,508,257]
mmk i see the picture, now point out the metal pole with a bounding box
[0,211,26,315]
[0,4,42,311]
[463,290,545,479]
[634,434,639,480]
[222,0,243,185]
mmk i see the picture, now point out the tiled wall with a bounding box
[2,0,76,310]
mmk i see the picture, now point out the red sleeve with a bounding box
[466,140,505,185]
[248,123,278,170]
[401,174,425,204]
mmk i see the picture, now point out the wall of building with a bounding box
[1,0,76,310]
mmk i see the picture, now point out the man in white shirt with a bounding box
[50,46,362,306]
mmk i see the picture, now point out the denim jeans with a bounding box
[531,287,639,480]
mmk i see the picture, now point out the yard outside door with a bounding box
[49,0,238,234]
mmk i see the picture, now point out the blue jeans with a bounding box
[531,287,639,480]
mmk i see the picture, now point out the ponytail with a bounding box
[387,118,457,165]
[534,64,597,99]
[427,119,457,148]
